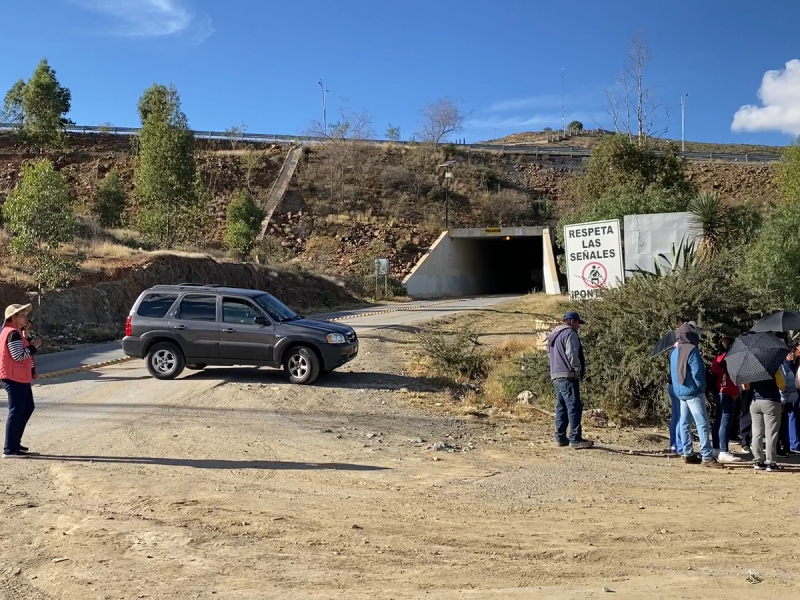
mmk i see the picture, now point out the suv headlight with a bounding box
[326,333,346,344]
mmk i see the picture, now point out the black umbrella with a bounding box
[725,332,788,386]
[751,310,800,333]
[651,322,704,358]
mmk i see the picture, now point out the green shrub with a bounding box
[225,188,265,259]
[742,202,800,309]
[93,169,127,227]
[417,321,487,381]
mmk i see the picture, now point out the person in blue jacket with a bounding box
[669,322,722,468]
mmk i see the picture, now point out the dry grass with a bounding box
[409,294,566,411]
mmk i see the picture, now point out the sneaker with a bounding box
[740,445,751,453]
[683,454,702,464]
[717,452,743,463]
[702,459,724,469]
[777,448,788,457]
[712,449,721,458]
[19,445,28,452]
[555,441,569,447]
[569,440,595,450]
[669,446,679,454]
[766,463,783,472]
[2,452,29,459]
[753,462,766,470]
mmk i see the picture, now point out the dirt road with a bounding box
[2,299,800,599]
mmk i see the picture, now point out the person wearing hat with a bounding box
[1,303,40,458]
[547,311,593,449]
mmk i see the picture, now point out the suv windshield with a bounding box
[254,293,299,322]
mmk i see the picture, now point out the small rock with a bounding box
[11,567,21,576]
[351,524,363,530]
[271,517,284,522]
[516,390,536,404]
[638,506,645,510]
[52,557,69,563]
[602,586,614,593]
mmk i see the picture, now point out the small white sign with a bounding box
[563,219,624,300]
[375,258,389,275]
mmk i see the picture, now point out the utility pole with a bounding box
[318,79,329,135]
[561,67,566,137]
[680,92,688,152]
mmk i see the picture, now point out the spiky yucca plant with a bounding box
[688,191,729,260]
[627,236,698,279]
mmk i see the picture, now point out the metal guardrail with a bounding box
[0,123,783,164]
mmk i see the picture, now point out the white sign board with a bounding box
[563,219,624,300]
[375,258,389,275]
[623,212,698,276]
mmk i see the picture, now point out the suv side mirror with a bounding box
[254,316,268,326]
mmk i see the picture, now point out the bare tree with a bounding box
[417,97,466,146]
[306,103,377,206]
[604,31,670,144]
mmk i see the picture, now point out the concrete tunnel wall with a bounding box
[403,227,561,299]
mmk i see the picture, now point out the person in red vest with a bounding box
[2,304,41,458]
[710,336,743,463]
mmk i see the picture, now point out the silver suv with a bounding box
[122,284,358,385]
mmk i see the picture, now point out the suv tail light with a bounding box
[125,316,132,337]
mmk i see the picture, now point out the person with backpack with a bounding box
[710,337,742,463]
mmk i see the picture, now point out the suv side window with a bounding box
[137,293,179,318]
[177,295,218,322]
[222,297,267,325]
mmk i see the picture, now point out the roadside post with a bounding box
[562,219,624,300]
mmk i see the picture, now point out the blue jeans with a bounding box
[554,378,583,444]
[780,402,800,451]
[680,394,714,461]
[3,380,35,455]
[712,393,735,452]
[668,384,685,451]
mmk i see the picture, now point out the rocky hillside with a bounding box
[0,131,779,293]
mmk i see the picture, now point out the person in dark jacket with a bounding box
[2,304,40,458]
[547,311,593,449]
[669,322,722,468]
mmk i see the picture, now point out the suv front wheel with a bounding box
[146,342,186,380]
[284,346,320,385]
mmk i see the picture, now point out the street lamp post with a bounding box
[318,79,329,135]
[680,92,688,152]
[438,160,456,230]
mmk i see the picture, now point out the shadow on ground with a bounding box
[29,454,390,471]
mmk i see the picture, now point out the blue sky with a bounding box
[2,0,799,145]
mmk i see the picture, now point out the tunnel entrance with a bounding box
[403,227,559,299]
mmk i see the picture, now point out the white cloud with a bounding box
[487,95,563,112]
[732,59,800,135]
[72,0,214,42]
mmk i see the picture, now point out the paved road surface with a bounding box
[34,296,518,376]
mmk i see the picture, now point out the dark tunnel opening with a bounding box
[453,236,544,295]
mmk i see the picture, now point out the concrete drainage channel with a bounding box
[34,298,470,381]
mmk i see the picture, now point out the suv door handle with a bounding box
[222,328,236,333]
[173,325,187,330]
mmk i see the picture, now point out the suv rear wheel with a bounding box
[284,346,320,385]
[146,342,186,380]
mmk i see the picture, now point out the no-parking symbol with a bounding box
[581,262,607,289]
